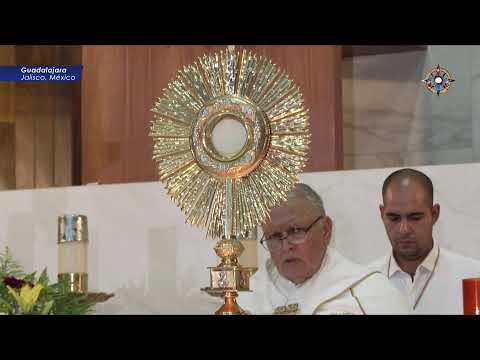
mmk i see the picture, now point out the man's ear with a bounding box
[432,204,440,225]
[379,204,385,219]
[322,216,333,243]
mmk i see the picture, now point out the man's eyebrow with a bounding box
[385,212,400,216]
[385,212,425,216]
[408,212,425,217]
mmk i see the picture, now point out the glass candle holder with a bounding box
[58,214,88,293]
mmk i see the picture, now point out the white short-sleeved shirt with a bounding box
[369,244,480,314]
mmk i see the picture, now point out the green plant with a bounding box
[0,246,104,315]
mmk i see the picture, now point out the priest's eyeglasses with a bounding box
[260,216,324,252]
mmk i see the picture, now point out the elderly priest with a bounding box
[236,183,408,315]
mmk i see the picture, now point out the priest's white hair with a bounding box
[289,183,326,217]
[289,183,335,248]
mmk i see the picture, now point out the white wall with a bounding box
[0,162,479,313]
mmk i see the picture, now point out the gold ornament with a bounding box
[149,47,310,314]
[150,47,310,240]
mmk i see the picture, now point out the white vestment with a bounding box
[238,247,409,315]
[369,244,480,314]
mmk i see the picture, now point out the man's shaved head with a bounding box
[380,168,439,268]
[382,168,434,206]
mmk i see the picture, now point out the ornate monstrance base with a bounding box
[214,291,247,315]
[201,237,256,315]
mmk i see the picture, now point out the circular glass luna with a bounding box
[210,116,248,158]
[191,95,271,178]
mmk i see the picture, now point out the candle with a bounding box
[58,241,88,274]
[58,215,88,293]
[462,278,480,315]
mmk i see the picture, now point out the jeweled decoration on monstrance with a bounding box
[149,47,310,314]
[150,48,310,239]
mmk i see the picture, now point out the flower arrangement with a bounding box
[0,246,108,315]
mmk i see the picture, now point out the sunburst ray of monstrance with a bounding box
[149,47,311,314]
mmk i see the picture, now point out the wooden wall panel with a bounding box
[53,46,79,186]
[34,83,55,188]
[0,46,14,124]
[0,123,15,190]
[46,45,82,185]
[0,46,79,191]
[14,86,35,189]
[16,46,55,189]
[54,83,73,186]
[81,46,127,184]
[81,45,343,184]
[125,46,152,183]
[13,46,79,189]
[0,46,15,191]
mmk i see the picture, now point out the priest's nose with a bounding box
[281,238,295,251]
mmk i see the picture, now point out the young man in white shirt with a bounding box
[370,168,480,314]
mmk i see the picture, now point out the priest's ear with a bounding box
[322,216,333,244]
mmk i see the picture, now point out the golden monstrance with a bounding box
[149,47,311,314]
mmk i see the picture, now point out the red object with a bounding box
[463,278,480,315]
